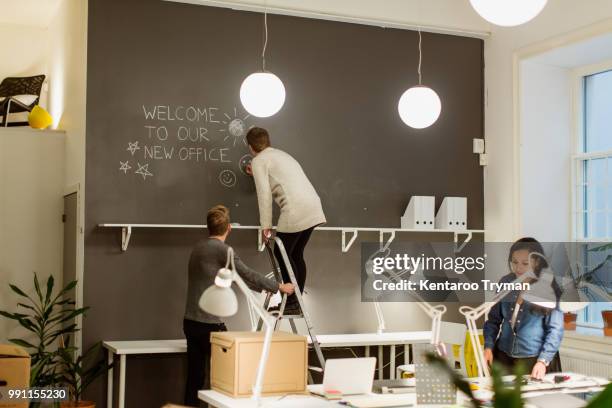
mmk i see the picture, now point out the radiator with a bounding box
[560,347,612,378]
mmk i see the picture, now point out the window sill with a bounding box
[562,329,612,355]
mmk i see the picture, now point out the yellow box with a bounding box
[210,331,307,397]
[0,344,31,408]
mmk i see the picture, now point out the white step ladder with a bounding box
[257,237,326,377]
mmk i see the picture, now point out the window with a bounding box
[574,68,612,328]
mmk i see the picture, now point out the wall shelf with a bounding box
[98,223,485,252]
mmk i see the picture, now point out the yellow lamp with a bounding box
[28,105,53,129]
[464,332,485,377]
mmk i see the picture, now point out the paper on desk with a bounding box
[262,395,331,407]
[341,394,415,407]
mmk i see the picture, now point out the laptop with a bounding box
[310,357,376,397]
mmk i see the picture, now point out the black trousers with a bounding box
[183,319,227,407]
[274,226,315,305]
[493,346,562,375]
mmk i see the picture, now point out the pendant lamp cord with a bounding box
[262,10,268,72]
[417,28,422,85]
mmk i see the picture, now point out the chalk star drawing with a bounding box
[127,141,140,156]
[135,162,153,180]
[219,169,237,188]
[239,154,253,175]
[119,160,131,174]
[219,107,250,146]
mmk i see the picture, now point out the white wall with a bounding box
[0,0,87,345]
[0,24,48,80]
[0,129,65,343]
[0,23,49,122]
[483,1,612,241]
[48,0,88,186]
[520,61,571,241]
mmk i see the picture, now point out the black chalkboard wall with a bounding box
[85,0,483,405]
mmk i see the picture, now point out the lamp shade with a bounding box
[398,86,441,129]
[240,72,286,118]
[199,268,238,317]
[469,0,547,27]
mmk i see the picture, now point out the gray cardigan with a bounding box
[184,237,278,324]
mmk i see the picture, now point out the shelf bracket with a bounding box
[121,226,132,252]
[341,229,359,252]
[454,231,473,253]
[379,230,396,250]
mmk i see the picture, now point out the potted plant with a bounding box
[0,274,88,393]
[0,273,109,407]
[56,337,111,408]
[603,310,612,337]
[563,312,578,330]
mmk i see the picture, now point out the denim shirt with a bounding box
[483,273,564,363]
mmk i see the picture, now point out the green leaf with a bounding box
[9,283,29,298]
[52,280,78,304]
[16,302,36,311]
[58,308,89,324]
[34,273,44,303]
[45,275,55,306]
[15,316,38,333]
[585,383,612,407]
[9,338,37,349]
[44,325,79,345]
[54,299,76,306]
[0,310,19,320]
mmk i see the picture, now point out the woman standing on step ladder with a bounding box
[246,127,326,315]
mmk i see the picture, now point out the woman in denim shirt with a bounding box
[483,238,564,379]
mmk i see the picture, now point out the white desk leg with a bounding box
[365,345,370,357]
[378,346,383,380]
[107,350,113,408]
[390,345,396,380]
[404,345,410,365]
[119,354,126,408]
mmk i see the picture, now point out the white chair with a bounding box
[439,321,468,376]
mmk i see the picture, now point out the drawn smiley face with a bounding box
[239,154,253,175]
[219,169,237,188]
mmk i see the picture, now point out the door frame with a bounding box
[64,183,83,352]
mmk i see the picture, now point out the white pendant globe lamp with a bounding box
[240,11,286,118]
[398,29,441,129]
[469,0,548,27]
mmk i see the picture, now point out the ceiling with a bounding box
[0,0,64,28]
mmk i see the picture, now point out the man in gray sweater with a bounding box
[246,127,326,315]
[183,204,294,407]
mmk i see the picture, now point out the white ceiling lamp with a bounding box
[240,10,286,118]
[469,0,548,27]
[398,29,441,129]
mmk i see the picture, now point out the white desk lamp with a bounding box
[365,257,447,352]
[199,247,276,405]
[459,252,587,377]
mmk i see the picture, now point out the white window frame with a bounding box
[571,59,612,242]
[571,60,612,328]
